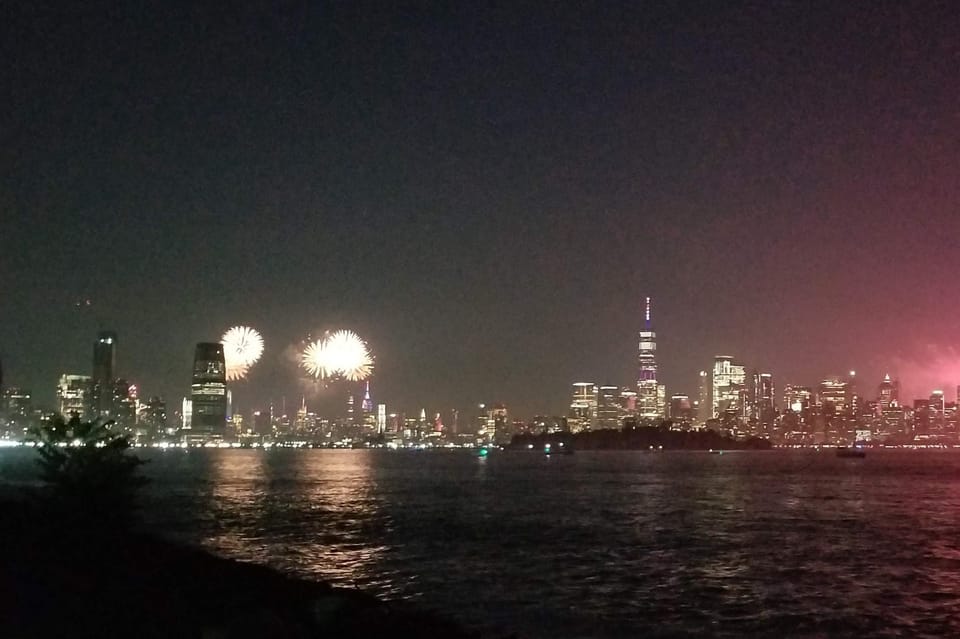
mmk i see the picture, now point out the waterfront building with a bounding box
[388,413,402,435]
[569,382,597,433]
[361,381,373,414]
[139,396,167,439]
[636,297,665,418]
[817,377,849,415]
[91,330,117,419]
[475,403,495,441]
[377,404,387,434]
[751,371,776,428]
[294,397,309,434]
[2,387,33,436]
[618,389,637,416]
[913,391,949,438]
[57,374,92,420]
[252,410,271,436]
[712,356,746,422]
[697,370,710,424]
[181,397,192,430]
[784,385,814,412]
[878,374,899,410]
[492,404,509,443]
[669,394,694,427]
[597,385,621,429]
[188,342,227,440]
[112,379,137,432]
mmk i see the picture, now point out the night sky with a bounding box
[4,1,960,417]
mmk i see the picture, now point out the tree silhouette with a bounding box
[29,414,147,529]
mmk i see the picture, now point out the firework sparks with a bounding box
[221,326,264,381]
[324,329,374,381]
[299,329,374,381]
[301,338,331,380]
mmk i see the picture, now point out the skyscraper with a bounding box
[636,297,664,419]
[697,370,710,423]
[669,394,694,426]
[618,388,637,417]
[751,371,775,426]
[712,356,746,421]
[139,396,167,440]
[597,385,621,429]
[377,404,387,434]
[92,330,117,418]
[189,342,227,440]
[361,381,373,413]
[878,374,899,409]
[492,404,509,442]
[2,387,33,435]
[569,382,597,433]
[57,374,92,420]
[112,379,137,431]
[817,377,848,415]
[783,385,814,412]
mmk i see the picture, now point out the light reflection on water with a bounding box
[194,449,391,592]
[8,448,960,637]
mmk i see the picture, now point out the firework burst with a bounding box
[221,326,264,381]
[299,329,374,381]
[301,338,331,380]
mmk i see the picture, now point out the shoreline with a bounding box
[0,499,492,639]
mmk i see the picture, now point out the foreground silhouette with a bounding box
[29,414,147,528]
[4,415,485,638]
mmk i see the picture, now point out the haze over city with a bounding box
[4,2,960,416]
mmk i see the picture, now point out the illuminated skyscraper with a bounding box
[618,388,637,416]
[712,356,746,420]
[2,387,32,434]
[697,370,710,423]
[492,404,509,442]
[636,297,665,419]
[476,403,495,441]
[817,377,848,415]
[377,404,387,434]
[92,330,117,418]
[139,396,167,439]
[57,374,92,420]
[189,342,227,439]
[361,381,373,413]
[784,385,814,412]
[569,382,597,432]
[751,372,775,426]
[181,397,192,430]
[112,379,137,431]
[878,374,899,409]
[669,394,694,426]
[597,385,621,429]
[294,397,308,433]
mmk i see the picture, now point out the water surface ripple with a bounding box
[6,449,960,638]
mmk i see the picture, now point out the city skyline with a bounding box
[4,316,959,423]
[5,3,960,416]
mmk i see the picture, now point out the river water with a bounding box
[4,448,960,638]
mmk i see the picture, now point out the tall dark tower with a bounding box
[92,330,118,418]
[190,342,227,438]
